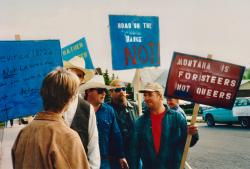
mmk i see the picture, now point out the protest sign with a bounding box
[165,52,245,109]
[62,37,94,69]
[0,40,62,122]
[109,15,160,70]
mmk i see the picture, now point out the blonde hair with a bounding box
[40,67,80,112]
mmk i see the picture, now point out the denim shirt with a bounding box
[96,103,125,159]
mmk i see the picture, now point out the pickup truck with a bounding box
[202,97,250,128]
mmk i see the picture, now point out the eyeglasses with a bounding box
[90,88,107,94]
[114,87,126,93]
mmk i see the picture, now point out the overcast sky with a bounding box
[1,0,250,81]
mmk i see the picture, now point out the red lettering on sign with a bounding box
[138,45,149,64]
[125,46,137,65]
[124,42,160,66]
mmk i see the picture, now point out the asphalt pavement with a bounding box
[187,123,250,169]
[0,124,24,169]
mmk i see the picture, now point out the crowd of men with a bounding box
[11,60,199,169]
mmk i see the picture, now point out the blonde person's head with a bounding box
[40,67,80,113]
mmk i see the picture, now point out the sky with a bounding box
[1,0,250,82]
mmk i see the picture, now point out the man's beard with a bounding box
[116,95,127,106]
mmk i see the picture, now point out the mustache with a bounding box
[119,93,129,97]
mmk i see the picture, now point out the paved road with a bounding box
[0,124,24,169]
[1,123,250,169]
[187,123,250,169]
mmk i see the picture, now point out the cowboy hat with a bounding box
[63,55,94,83]
[109,79,126,89]
[79,75,111,94]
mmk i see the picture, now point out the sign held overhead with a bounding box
[165,52,245,109]
[0,40,62,122]
[62,37,94,69]
[109,15,160,70]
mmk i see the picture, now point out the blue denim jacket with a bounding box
[96,103,125,159]
[170,105,186,119]
[170,104,199,147]
[129,106,187,169]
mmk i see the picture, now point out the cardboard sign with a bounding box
[109,15,160,70]
[0,40,62,122]
[165,52,245,109]
[62,37,94,69]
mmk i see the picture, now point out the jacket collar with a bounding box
[143,104,172,116]
[127,101,134,108]
[35,111,64,122]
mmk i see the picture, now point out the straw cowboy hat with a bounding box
[79,75,111,94]
[63,55,94,83]
[109,79,126,89]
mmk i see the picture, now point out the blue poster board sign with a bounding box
[0,40,62,122]
[109,15,160,70]
[62,37,94,69]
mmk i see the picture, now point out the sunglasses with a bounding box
[114,87,126,93]
[90,88,107,94]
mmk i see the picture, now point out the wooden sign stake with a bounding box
[179,103,200,169]
[135,69,142,115]
[179,54,213,169]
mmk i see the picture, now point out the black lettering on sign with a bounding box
[2,67,18,79]
[20,87,40,97]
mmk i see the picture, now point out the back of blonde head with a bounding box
[40,67,80,113]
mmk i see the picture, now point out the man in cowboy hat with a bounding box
[63,56,100,169]
[64,56,94,84]
[81,76,129,169]
[107,79,139,169]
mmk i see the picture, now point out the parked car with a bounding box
[202,97,250,128]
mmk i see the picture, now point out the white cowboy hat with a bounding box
[63,55,94,83]
[79,75,111,94]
